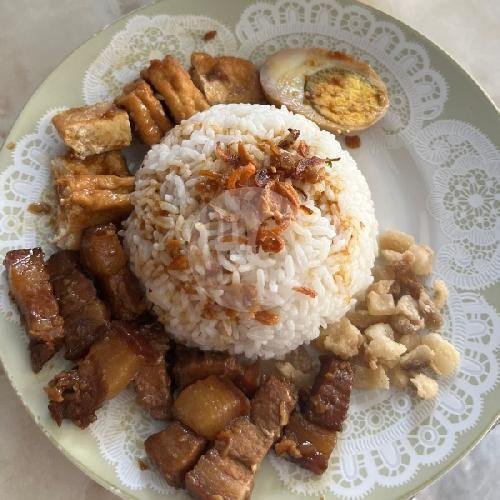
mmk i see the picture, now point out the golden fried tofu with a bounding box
[51,151,129,178]
[52,103,132,158]
[190,52,266,105]
[54,174,134,249]
[141,56,208,123]
[115,79,172,145]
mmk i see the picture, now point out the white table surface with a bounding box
[0,1,498,499]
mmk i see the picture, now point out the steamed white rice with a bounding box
[124,104,378,358]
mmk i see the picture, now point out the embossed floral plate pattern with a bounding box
[0,1,498,499]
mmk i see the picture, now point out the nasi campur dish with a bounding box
[3,41,459,499]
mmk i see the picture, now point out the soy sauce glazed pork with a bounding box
[184,377,297,500]
[173,346,261,395]
[46,250,109,360]
[45,321,170,428]
[80,223,148,320]
[275,355,353,474]
[3,248,64,372]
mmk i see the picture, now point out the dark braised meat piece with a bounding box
[141,55,208,123]
[46,356,106,428]
[47,251,109,360]
[3,248,64,372]
[80,223,148,320]
[214,417,273,471]
[190,52,265,105]
[46,321,148,428]
[185,448,254,500]
[173,375,250,439]
[173,346,260,395]
[145,422,207,488]
[303,355,353,432]
[275,411,337,474]
[250,375,298,441]
[134,323,171,420]
[115,79,172,145]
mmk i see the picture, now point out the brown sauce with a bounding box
[344,135,361,149]
[28,202,51,215]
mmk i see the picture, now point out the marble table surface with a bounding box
[0,1,498,499]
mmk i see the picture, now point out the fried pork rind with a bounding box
[52,103,131,158]
[352,364,389,390]
[190,52,266,105]
[53,174,134,250]
[115,79,172,145]
[315,317,363,360]
[432,279,449,310]
[410,373,439,400]
[378,229,415,253]
[141,55,208,123]
[365,335,406,368]
[421,333,460,376]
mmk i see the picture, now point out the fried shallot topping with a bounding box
[293,286,317,298]
[278,128,300,149]
[254,310,280,325]
[226,163,256,189]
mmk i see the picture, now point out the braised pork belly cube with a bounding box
[185,448,255,500]
[80,223,148,320]
[54,174,134,250]
[214,417,273,471]
[173,346,261,395]
[190,52,266,105]
[250,375,298,441]
[275,412,337,474]
[145,422,206,488]
[51,151,129,178]
[173,375,250,439]
[303,355,353,432]
[115,79,172,145]
[47,251,109,360]
[134,322,171,420]
[52,103,131,158]
[3,248,64,372]
[46,321,147,428]
[141,55,208,123]
[46,356,106,428]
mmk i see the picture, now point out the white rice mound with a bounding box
[124,104,378,358]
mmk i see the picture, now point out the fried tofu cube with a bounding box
[141,56,208,123]
[116,79,172,145]
[51,151,129,178]
[145,422,207,488]
[275,412,337,474]
[173,375,250,439]
[52,103,131,158]
[54,174,134,249]
[190,52,266,105]
[185,449,255,500]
